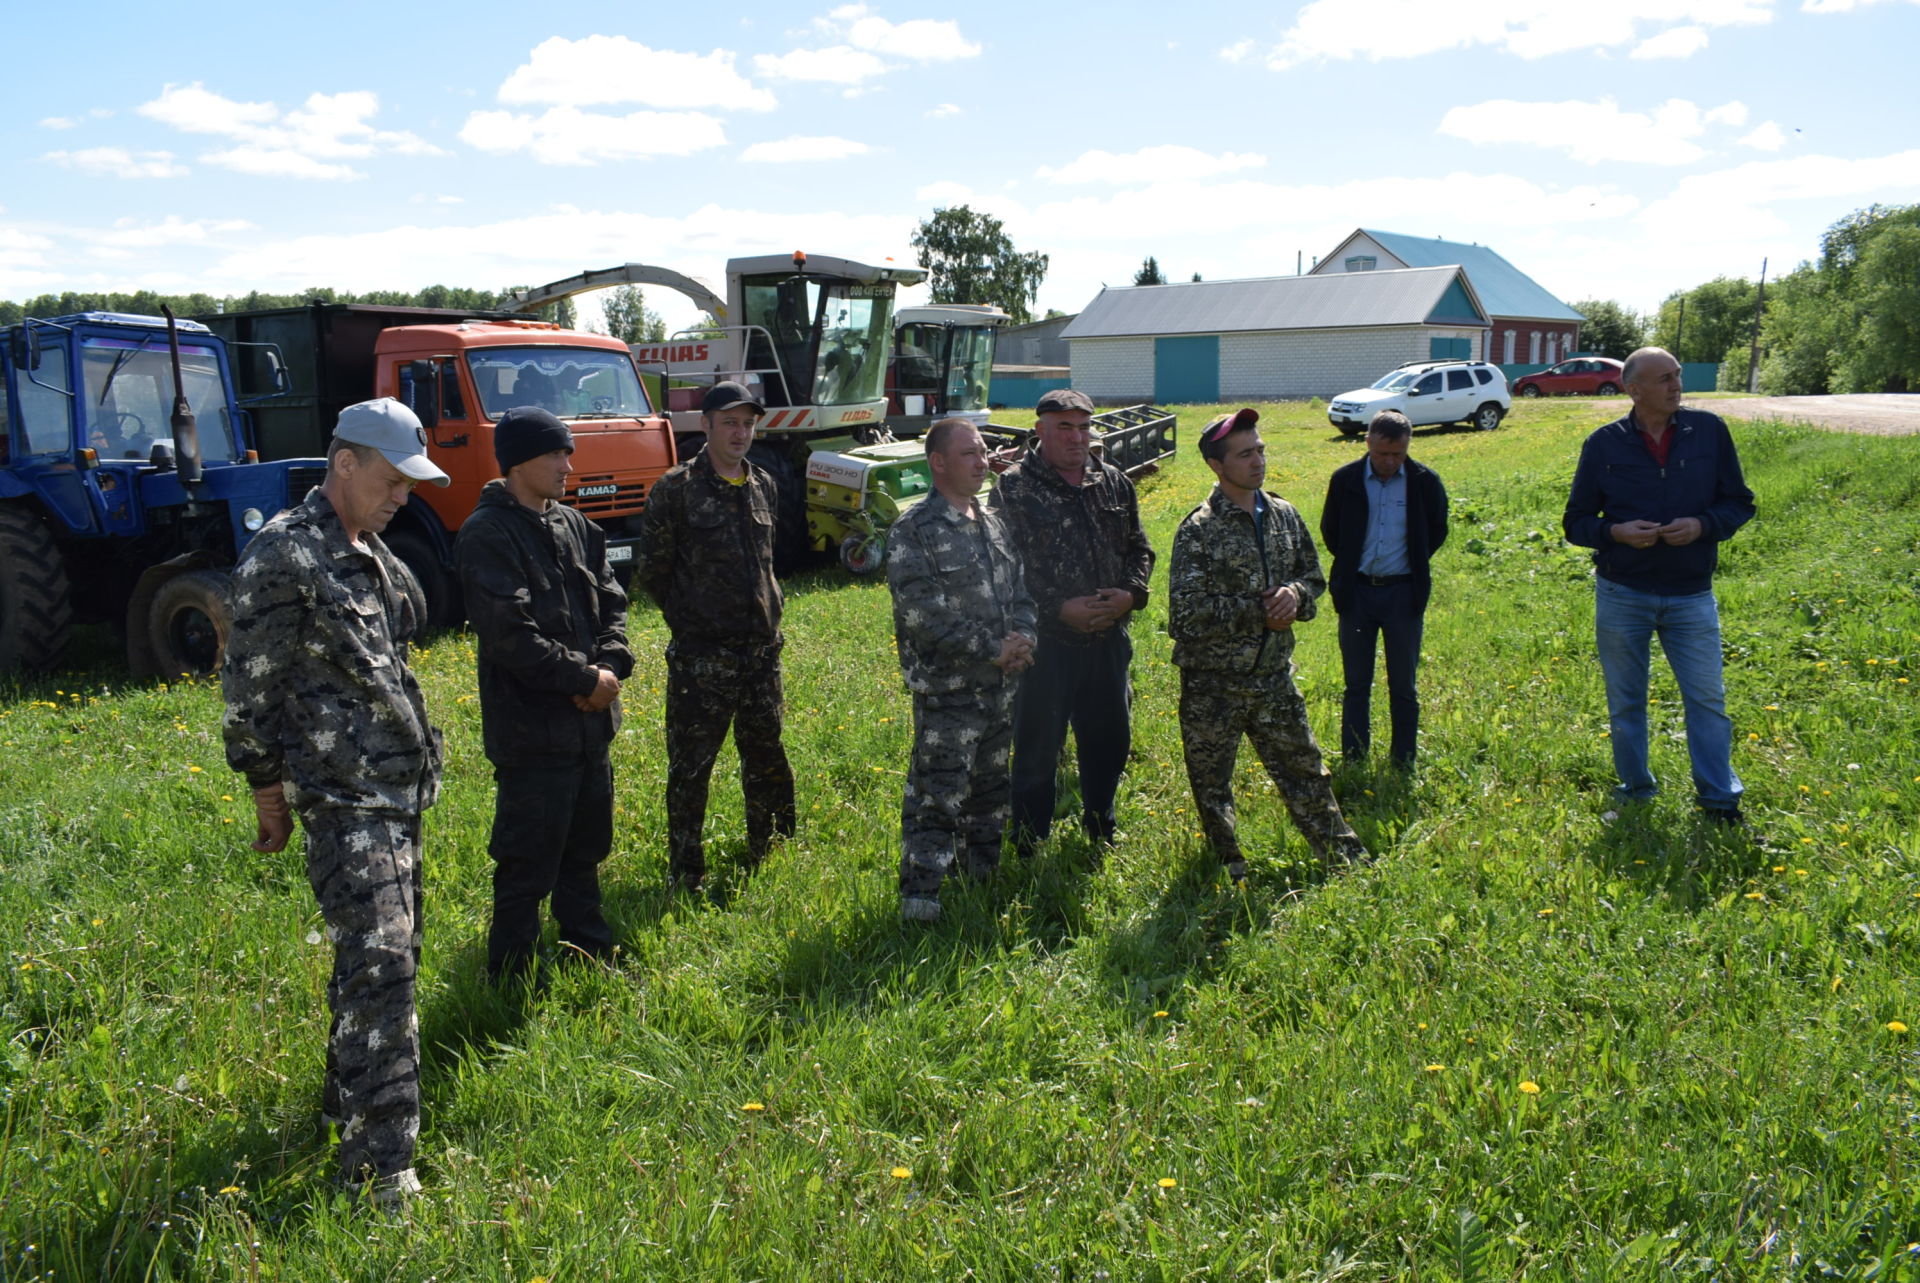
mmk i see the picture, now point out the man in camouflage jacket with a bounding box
[222,398,449,1204]
[887,419,1037,922]
[989,388,1154,850]
[637,382,795,891]
[1168,408,1368,884]
[456,407,634,983]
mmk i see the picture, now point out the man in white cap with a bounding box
[222,397,450,1207]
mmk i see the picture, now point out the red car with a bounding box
[1513,357,1626,398]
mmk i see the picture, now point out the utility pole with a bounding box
[1747,257,1767,394]
[1674,297,1686,362]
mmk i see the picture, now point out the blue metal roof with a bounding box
[1353,230,1584,323]
[1058,267,1487,340]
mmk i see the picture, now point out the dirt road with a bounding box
[1681,394,1920,437]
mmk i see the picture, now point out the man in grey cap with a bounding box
[990,387,1154,854]
[456,406,634,983]
[637,381,795,892]
[222,396,449,1207]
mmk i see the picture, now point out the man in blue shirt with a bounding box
[1320,410,1449,768]
[1562,347,1756,824]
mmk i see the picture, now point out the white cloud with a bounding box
[842,13,980,59]
[1637,148,1920,239]
[1738,121,1789,150]
[92,216,255,249]
[1219,38,1256,62]
[915,181,976,205]
[136,82,441,180]
[40,116,79,130]
[1705,101,1749,126]
[459,106,729,165]
[754,45,889,83]
[1631,25,1710,57]
[495,35,776,111]
[0,226,56,268]
[1038,145,1268,185]
[1256,0,1769,68]
[740,135,871,162]
[1802,0,1919,10]
[926,103,961,118]
[44,147,188,179]
[1439,97,1727,165]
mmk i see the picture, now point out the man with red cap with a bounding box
[1168,407,1368,885]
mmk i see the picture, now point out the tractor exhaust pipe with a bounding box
[161,305,203,486]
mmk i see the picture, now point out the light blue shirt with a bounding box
[1360,467,1410,577]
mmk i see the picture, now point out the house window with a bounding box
[1344,256,1377,272]
[1503,330,1516,364]
[1529,331,1542,364]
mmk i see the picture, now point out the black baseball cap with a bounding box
[1036,387,1094,415]
[701,381,766,416]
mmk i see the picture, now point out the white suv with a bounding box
[1327,360,1510,435]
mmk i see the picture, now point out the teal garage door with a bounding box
[1154,335,1219,404]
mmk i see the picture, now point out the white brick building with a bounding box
[1058,268,1492,404]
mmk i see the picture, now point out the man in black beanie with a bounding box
[455,405,635,982]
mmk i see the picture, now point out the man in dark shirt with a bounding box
[456,406,633,983]
[1562,347,1756,824]
[990,388,1154,851]
[638,382,795,891]
[1320,410,1449,768]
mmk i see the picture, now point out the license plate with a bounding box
[607,545,634,563]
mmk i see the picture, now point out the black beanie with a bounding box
[495,405,574,474]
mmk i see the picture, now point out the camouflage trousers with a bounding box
[665,647,795,879]
[1178,669,1366,866]
[900,685,1016,900]
[306,809,423,1186]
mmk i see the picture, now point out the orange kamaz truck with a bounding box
[200,301,676,622]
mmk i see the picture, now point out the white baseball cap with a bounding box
[334,397,451,487]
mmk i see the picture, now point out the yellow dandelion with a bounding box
[1765,704,1780,711]
[1832,976,1844,992]
[1748,732,1760,741]
[741,1102,766,1113]
[1157,1177,1178,1189]
[890,1167,912,1180]
[1153,1010,1169,1019]
[221,794,233,802]
[1518,1081,1542,1095]
[1537,907,1554,917]
[1424,1064,1445,1073]
[1417,1021,1428,1030]
[219,1185,242,1196]
[1744,891,1764,900]
[188,765,203,774]
[1889,1021,1910,1034]
[92,918,103,926]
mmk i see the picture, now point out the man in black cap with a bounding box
[455,406,634,982]
[989,388,1154,853]
[637,382,795,892]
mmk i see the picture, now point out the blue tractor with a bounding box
[0,310,325,678]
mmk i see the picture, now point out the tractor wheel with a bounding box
[839,531,888,576]
[383,527,461,629]
[0,504,74,673]
[147,568,233,680]
[747,442,810,576]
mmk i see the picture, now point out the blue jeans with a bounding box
[1593,578,1742,810]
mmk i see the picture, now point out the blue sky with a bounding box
[5,0,1918,335]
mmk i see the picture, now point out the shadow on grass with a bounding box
[1579,803,1773,911]
[760,834,1106,1016]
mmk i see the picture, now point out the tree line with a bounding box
[0,285,582,332]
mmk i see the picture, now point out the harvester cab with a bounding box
[886,303,1011,440]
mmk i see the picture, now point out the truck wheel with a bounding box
[0,504,74,672]
[383,528,461,629]
[147,568,232,680]
[839,531,888,576]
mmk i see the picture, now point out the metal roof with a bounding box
[1058,267,1486,340]
[1345,230,1584,323]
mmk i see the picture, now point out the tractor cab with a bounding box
[887,303,1010,439]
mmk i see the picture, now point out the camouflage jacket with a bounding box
[637,447,783,656]
[455,480,634,766]
[887,493,1037,695]
[988,453,1155,645]
[222,489,444,816]
[1168,487,1325,679]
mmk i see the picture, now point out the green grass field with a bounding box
[3,398,1917,1280]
